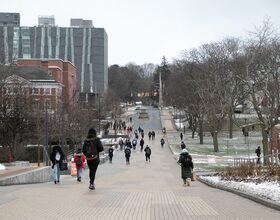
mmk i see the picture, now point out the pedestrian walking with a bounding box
[141,130,144,138]
[148,131,152,140]
[82,128,104,190]
[181,141,186,150]
[73,148,85,182]
[140,138,145,152]
[108,146,114,163]
[132,138,137,151]
[152,131,155,140]
[125,138,132,149]
[144,145,151,162]
[178,149,193,187]
[125,147,131,165]
[255,146,261,163]
[50,145,64,184]
[180,132,183,141]
[160,138,165,148]
[119,138,124,151]
[162,127,166,137]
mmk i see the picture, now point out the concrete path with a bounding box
[0,131,280,219]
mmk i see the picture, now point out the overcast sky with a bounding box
[2,0,280,66]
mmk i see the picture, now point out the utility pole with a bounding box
[159,69,163,108]
[45,100,49,166]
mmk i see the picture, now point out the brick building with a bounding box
[17,59,77,105]
[2,66,63,112]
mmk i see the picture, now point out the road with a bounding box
[0,107,280,219]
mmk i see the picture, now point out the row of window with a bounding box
[33,88,51,95]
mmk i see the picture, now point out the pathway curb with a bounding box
[197,175,280,211]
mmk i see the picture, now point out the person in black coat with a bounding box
[50,146,64,184]
[124,147,131,165]
[180,132,183,141]
[140,138,145,152]
[108,146,114,163]
[181,141,186,150]
[144,145,151,162]
[82,128,104,190]
[255,146,261,163]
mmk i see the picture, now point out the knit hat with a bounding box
[182,149,188,153]
[88,128,96,136]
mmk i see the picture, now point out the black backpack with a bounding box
[125,148,131,156]
[85,138,98,159]
[146,148,151,155]
[182,155,192,168]
[76,156,83,166]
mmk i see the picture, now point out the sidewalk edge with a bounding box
[197,175,280,211]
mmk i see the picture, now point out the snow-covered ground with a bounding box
[0,164,6,170]
[200,176,280,203]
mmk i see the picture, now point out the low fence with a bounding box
[234,152,280,166]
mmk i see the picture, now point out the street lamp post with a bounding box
[45,100,49,166]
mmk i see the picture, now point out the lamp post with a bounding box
[45,100,49,166]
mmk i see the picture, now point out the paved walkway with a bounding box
[0,108,280,219]
[1,131,280,219]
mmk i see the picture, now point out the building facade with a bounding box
[2,66,63,112]
[0,25,108,93]
[17,59,77,105]
[0,13,20,26]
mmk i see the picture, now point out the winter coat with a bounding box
[50,146,64,169]
[144,147,151,156]
[74,154,86,168]
[178,152,193,179]
[82,134,104,163]
[108,148,114,157]
[140,139,144,147]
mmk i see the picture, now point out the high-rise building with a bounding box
[0,12,20,26]
[0,17,108,93]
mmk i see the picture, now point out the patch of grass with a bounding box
[168,131,262,157]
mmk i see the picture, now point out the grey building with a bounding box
[0,13,20,26]
[0,25,108,93]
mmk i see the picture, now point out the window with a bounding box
[33,88,39,94]
[45,88,51,95]
[33,100,39,110]
[45,99,51,109]
[48,70,52,76]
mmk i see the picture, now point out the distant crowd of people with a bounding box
[50,120,195,190]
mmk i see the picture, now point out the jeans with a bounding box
[77,167,83,179]
[54,163,60,181]
[87,160,99,184]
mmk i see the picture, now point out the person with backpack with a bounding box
[82,128,104,190]
[140,138,145,152]
[160,138,165,148]
[108,146,114,163]
[144,145,151,162]
[50,145,65,184]
[181,141,186,150]
[125,138,132,149]
[124,146,131,165]
[178,149,193,187]
[73,148,85,182]
[132,138,137,151]
[148,131,152,140]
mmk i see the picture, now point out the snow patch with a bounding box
[200,176,280,203]
[0,164,6,170]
